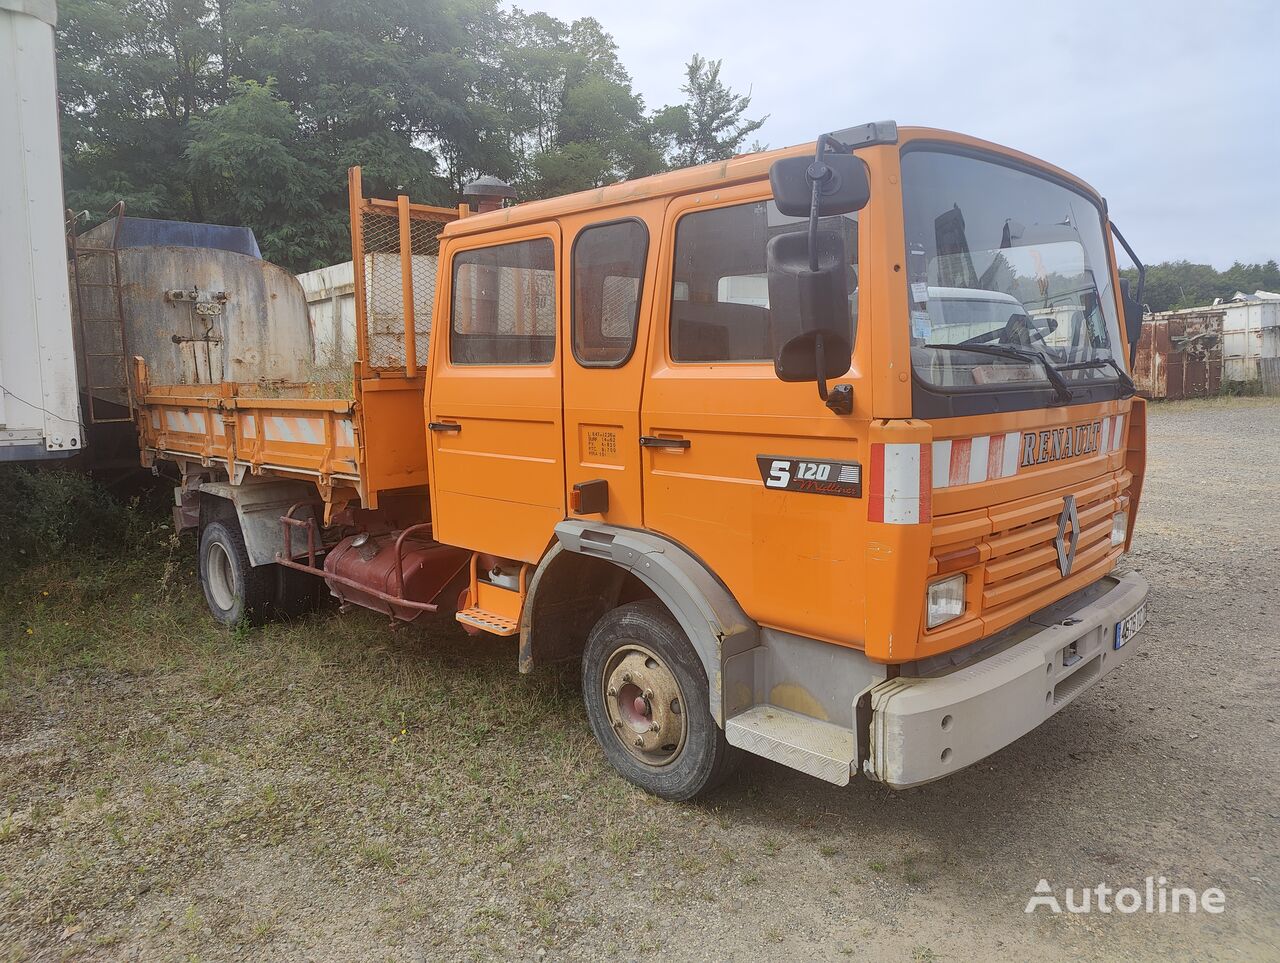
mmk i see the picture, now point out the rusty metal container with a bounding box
[71,213,317,403]
[322,528,469,621]
[1133,308,1224,400]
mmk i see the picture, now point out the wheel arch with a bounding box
[197,478,321,567]
[520,521,760,726]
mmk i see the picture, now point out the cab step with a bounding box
[724,705,856,786]
[455,606,519,637]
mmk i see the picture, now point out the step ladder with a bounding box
[68,202,134,424]
[455,554,527,637]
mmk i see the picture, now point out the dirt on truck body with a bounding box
[131,121,1152,800]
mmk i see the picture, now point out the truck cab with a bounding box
[423,122,1148,797]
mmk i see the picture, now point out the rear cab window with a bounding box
[572,219,648,367]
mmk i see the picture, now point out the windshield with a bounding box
[901,148,1126,413]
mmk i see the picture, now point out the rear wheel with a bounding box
[582,600,740,800]
[198,518,275,626]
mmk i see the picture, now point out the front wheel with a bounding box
[581,600,741,801]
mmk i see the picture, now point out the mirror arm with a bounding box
[807,134,841,401]
[1110,220,1145,366]
[1110,221,1145,310]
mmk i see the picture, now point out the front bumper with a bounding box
[865,569,1149,789]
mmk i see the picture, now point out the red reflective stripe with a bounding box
[949,437,971,487]
[868,443,885,523]
[919,443,932,523]
[987,433,1004,479]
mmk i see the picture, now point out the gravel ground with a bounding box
[1,396,1277,961]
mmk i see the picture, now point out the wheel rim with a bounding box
[600,642,687,767]
[206,540,237,611]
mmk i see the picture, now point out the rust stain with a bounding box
[1134,309,1223,400]
[769,682,829,721]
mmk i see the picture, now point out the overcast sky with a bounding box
[521,0,1277,268]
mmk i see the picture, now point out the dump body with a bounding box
[1,0,82,460]
[132,174,457,513]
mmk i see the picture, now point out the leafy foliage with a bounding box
[654,54,768,167]
[0,468,154,569]
[56,0,766,272]
[1121,260,1280,313]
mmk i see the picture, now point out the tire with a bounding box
[582,599,741,801]
[198,518,276,627]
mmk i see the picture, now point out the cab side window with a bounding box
[670,200,858,363]
[450,238,556,365]
[572,219,648,367]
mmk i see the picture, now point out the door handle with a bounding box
[428,421,461,433]
[639,435,690,449]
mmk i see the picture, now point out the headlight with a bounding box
[1111,511,1129,547]
[926,574,966,629]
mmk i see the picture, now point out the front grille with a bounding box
[933,470,1131,635]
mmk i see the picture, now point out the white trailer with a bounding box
[0,0,82,461]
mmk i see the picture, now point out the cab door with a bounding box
[561,207,663,527]
[640,184,871,646]
[427,224,564,563]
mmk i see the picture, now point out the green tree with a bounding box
[1121,260,1280,312]
[55,0,764,271]
[492,10,662,198]
[184,79,340,268]
[655,54,767,167]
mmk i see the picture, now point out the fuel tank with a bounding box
[323,530,469,622]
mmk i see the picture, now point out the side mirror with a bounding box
[1118,277,1143,366]
[769,153,870,219]
[767,229,851,382]
[766,135,868,414]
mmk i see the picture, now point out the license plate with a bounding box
[1114,601,1147,649]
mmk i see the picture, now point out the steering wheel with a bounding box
[960,312,1052,349]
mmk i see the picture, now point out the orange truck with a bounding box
[134,122,1150,800]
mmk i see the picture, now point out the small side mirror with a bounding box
[769,153,870,219]
[767,229,851,382]
[1118,277,1143,366]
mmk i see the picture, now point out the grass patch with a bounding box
[0,465,761,959]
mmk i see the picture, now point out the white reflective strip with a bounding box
[337,421,355,446]
[151,411,161,429]
[1002,431,1020,477]
[242,416,256,439]
[297,418,321,445]
[883,443,921,525]
[1111,415,1125,452]
[932,440,952,489]
[267,416,296,442]
[967,435,990,485]
[1100,417,1111,454]
[212,418,224,436]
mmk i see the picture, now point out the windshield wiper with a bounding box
[926,343,1075,405]
[1058,357,1137,398]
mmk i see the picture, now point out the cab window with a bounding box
[450,238,556,365]
[572,220,648,367]
[670,200,858,363]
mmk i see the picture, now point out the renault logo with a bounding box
[1055,494,1080,577]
